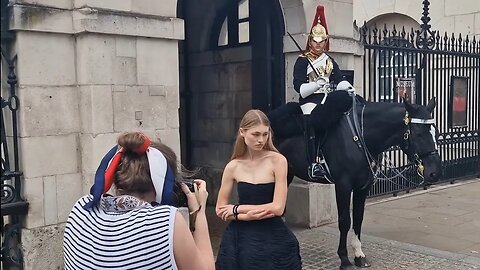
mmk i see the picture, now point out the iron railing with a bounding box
[1,46,28,269]
[361,0,480,197]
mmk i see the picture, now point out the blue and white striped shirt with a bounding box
[63,195,178,270]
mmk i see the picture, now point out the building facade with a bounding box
[1,0,478,268]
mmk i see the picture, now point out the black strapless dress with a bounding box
[215,182,302,270]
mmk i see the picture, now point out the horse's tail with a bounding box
[268,102,303,140]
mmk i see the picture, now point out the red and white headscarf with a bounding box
[83,133,175,209]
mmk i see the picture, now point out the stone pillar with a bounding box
[9,0,183,268]
[283,0,361,228]
[285,179,338,228]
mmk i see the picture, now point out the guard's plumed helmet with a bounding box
[308,5,329,51]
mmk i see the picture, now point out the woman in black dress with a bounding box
[215,109,302,270]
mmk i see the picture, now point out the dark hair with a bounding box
[114,132,179,196]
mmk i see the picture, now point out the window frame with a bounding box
[214,0,251,48]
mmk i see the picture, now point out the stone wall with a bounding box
[7,0,183,268]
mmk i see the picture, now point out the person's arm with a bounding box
[224,209,275,221]
[293,57,309,92]
[173,212,214,270]
[235,154,288,217]
[217,154,289,220]
[174,180,214,270]
[294,56,323,98]
[215,161,236,218]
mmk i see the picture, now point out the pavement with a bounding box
[294,225,480,270]
[353,179,480,257]
[207,178,480,269]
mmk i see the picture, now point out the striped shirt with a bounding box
[63,195,178,270]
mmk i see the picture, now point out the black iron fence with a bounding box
[361,1,480,197]
[1,46,28,269]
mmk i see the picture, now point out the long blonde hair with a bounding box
[230,109,279,160]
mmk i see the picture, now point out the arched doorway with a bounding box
[178,0,286,202]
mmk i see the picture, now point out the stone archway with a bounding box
[178,0,309,205]
[366,13,420,31]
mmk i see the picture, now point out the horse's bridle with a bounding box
[402,111,439,177]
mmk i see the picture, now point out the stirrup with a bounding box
[308,162,327,180]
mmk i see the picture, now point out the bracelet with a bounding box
[189,205,201,215]
[233,204,239,220]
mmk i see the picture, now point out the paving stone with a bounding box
[293,226,480,270]
[208,180,480,269]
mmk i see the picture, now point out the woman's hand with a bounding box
[216,204,234,221]
[193,179,208,210]
[180,180,202,213]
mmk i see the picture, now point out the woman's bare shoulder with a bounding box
[224,159,239,171]
[267,151,287,164]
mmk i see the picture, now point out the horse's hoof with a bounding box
[354,256,371,268]
[339,262,355,270]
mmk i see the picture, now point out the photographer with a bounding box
[63,132,214,270]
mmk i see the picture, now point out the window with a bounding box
[218,18,228,46]
[217,0,250,47]
[377,38,417,101]
[238,0,249,43]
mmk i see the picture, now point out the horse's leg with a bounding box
[335,185,354,270]
[351,187,371,268]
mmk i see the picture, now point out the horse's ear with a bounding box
[426,97,436,113]
[403,98,414,112]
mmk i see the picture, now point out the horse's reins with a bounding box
[402,113,439,176]
[349,95,437,189]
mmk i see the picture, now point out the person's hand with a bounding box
[180,182,201,213]
[316,77,328,88]
[192,179,208,210]
[216,204,234,221]
[245,209,275,220]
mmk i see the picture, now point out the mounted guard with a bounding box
[292,5,351,180]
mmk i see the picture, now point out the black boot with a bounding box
[304,115,326,180]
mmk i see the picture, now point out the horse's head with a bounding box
[401,98,442,184]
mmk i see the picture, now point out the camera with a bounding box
[172,180,195,207]
[183,181,195,193]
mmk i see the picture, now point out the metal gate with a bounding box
[1,0,28,268]
[361,1,480,197]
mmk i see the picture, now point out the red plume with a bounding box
[310,5,330,51]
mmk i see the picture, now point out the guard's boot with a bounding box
[304,116,326,180]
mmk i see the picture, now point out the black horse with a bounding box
[268,95,442,269]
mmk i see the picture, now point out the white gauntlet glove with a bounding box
[316,77,329,88]
[299,77,329,98]
[336,80,356,95]
[299,82,319,98]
